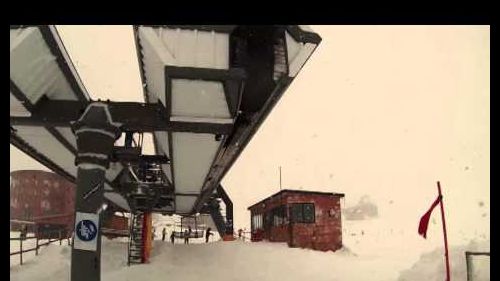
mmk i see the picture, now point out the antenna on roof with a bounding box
[279,166,282,191]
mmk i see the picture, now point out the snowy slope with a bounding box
[398,240,490,281]
[10,241,71,281]
[10,218,489,281]
[10,238,392,281]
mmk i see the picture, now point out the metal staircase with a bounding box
[273,36,288,81]
[204,185,233,238]
[209,200,227,235]
[127,212,144,265]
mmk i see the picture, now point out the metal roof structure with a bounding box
[247,189,346,210]
[10,25,322,216]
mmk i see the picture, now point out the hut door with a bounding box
[264,211,272,239]
[288,206,294,247]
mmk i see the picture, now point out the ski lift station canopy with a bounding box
[10,25,322,216]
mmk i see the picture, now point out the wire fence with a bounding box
[10,228,71,266]
[236,231,252,241]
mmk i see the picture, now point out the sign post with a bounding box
[70,103,121,281]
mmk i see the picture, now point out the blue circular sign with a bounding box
[76,219,98,241]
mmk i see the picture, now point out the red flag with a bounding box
[418,195,442,239]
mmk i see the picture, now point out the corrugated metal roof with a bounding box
[11,25,322,215]
[248,189,345,210]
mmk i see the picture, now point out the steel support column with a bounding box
[142,212,152,263]
[217,185,233,236]
[70,103,121,281]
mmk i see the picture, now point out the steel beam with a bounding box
[10,100,233,135]
[110,147,170,164]
[10,79,34,112]
[192,77,293,213]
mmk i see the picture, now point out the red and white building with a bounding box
[10,170,75,235]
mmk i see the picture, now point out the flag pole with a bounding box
[437,181,451,281]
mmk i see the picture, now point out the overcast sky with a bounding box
[10,25,489,249]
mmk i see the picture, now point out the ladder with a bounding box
[209,201,225,234]
[273,37,288,81]
[127,212,144,265]
[200,185,233,239]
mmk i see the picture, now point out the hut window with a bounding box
[264,211,273,229]
[252,213,263,230]
[290,203,315,223]
[272,205,286,226]
[303,204,315,223]
[291,204,303,222]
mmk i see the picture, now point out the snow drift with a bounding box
[398,240,490,281]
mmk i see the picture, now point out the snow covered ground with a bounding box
[10,218,490,281]
[399,239,490,281]
[10,231,69,267]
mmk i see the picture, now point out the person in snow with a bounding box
[238,228,243,240]
[205,227,213,243]
[152,227,155,240]
[242,228,247,241]
[170,231,175,244]
[184,229,190,244]
[20,224,27,240]
[162,227,167,241]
